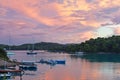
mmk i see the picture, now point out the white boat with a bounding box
[0,72,12,80]
[21,60,36,65]
[6,32,15,58]
[7,52,15,56]
[19,61,37,71]
[27,44,37,55]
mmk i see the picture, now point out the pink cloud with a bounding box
[0,0,120,44]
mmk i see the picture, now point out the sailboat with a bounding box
[7,32,15,58]
[27,43,37,55]
[0,33,15,79]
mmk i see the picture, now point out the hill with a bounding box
[1,36,120,53]
[79,36,120,53]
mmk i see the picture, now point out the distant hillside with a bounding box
[2,42,65,52]
[1,36,120,53]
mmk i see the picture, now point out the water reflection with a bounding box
[10,51,120,80]
[71,53,120,62]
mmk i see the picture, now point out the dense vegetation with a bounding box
[79,36,120,53]
[1,35,120,53]
[0,48,9,60]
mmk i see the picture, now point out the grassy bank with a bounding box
[0,48,16,67]
[0,48,9,60]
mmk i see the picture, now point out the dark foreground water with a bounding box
[10,51,120,80]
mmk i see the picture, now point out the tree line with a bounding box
[1,35,120,53]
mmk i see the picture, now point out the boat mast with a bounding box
[32,36,35,51]
[8,31,11,51]
[32,43,34,51]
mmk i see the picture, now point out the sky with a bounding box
[0,0,120,45]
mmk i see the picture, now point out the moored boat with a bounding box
[0,72,12,80]
[27,50,37,55]
[55,60,66,64]
[39,59,66,65]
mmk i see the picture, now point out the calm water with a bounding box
[10,51,120,80]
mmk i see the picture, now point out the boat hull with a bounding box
[27,52,37,55]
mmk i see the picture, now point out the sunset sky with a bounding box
[0,0,120,45]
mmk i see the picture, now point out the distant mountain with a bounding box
[1,35,120,53]
[1,42,65,52]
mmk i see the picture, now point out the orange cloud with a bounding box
[0,0,118,27]
[0,0,120,44]
[52,31,95,43]
[98,0,120,8]
[114,27,120,35]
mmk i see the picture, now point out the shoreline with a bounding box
[0,59,17,67]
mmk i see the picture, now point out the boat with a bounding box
[55,60,66,64]
[39,59,56,65]
[27,43,37,55]
[0,72,12,80]
[19,65,37,71]
[0,61,13,80]
[39,59,66,65]
[19,61,37,71]
[0,69,24,78]
[20,60,36,65]
[6,32,15,58]
[27,50,37,55]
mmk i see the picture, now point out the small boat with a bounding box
[0,69,24,76]
[19,64,37,71]
[27,42,37,55]
[27,50,37,55]
[39,59,66,65]
[7,52,15,56]
[0,69,23,79]
[39,59,56,65]
[20,60,36,65]
[19,61,37,71]
[0,72,12,80]
[55,60,66,64]
[6,32,15,58]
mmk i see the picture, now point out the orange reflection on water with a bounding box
[44,59,103,80]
